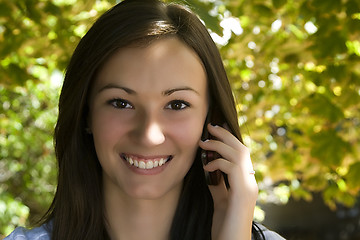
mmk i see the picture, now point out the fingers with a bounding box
[199,140,240,163]
[199,124,255,179]
[199,125,251,165]
[203,125,258,240]
[203,157,233,173]
[204,151,258,203]
[204,157,255,182]
[206,124,246,151]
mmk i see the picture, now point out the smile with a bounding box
[121,154,173,170]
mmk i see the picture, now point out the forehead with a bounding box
[92,37,207,93]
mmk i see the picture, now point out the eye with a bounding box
[165,100,190,110]
[107,98,133,109]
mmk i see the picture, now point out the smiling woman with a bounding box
[88,38,208,202]
[4,0,284,240]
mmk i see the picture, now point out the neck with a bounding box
[103,177,181,240]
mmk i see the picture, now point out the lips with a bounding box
[121,153,173,170]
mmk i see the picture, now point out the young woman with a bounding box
[5,0,285,239]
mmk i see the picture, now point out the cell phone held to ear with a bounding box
[201,105,224,185]
[201,149,222,185]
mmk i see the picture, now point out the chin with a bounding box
[124,181,183,201]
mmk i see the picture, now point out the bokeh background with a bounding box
[1,0,359,239]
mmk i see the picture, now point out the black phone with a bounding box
[201,105,225,185]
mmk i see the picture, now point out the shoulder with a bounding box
[254,223,286,240]
[4,223,51,240]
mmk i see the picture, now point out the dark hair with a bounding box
[41,0,264,239]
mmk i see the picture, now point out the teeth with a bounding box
[146,161,154,169]
[124,155,169,170]
[159,158,164,166]
[139,161,146,169]
[154,160,159,167]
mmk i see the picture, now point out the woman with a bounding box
[5,0,284,239]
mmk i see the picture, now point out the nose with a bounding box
[144,123,165,145]
[131,111,165,146]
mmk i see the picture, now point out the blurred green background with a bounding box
[0,0,359,239]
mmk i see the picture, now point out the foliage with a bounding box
[0,79,59,236]
[0,0,115,236]
[215,0,360,209]
[0,0,359,237]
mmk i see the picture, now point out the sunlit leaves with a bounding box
[220,0,360,210]
[310,129,351,166]
[346,40,360,56]
[272,0,286,9]
[0,79,59,235]
[0,0,114,86]
[0,192,29,236]
[346,162,360,192]
[0,1,117,236]
[165,0,222,35]
[299,93,344,122]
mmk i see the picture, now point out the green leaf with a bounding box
[272,0,287,9]
[312,0,342,13]
[303,175,328,191]
[346,162,360,189]
[339,88,360,108]
[310,129,351,166]
[300,93,344,122]
[325,64,347,81]
[0,2,13,17]
[346,40,360,56]
[182,0,222,35]
[346,0,360,16]
[311,30,348,58]
[299,1,313,21]
[253,4,273,18]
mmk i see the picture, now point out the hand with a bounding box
[199,124,258,240]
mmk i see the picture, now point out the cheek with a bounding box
[91,111,129,147]
[169,116,205,149]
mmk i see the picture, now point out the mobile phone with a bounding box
[201,105,224,185]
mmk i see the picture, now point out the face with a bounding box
[88,37,208,200]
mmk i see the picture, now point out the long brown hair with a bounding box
[41,0,263,239]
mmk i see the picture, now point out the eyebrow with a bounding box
[162,87,200,96]
[98,83,136,94]
[98,83,200,96]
